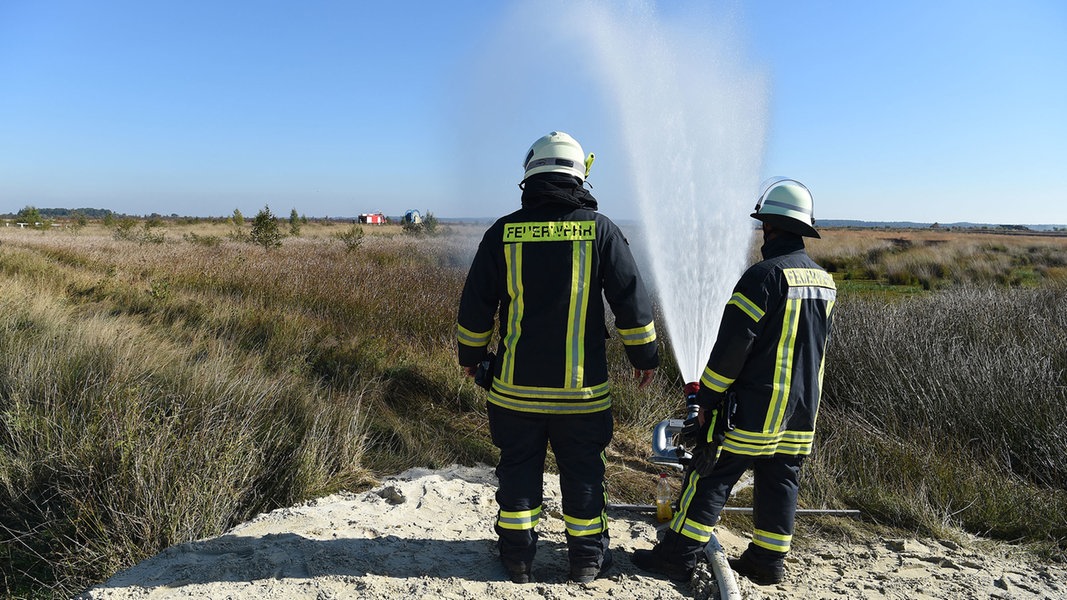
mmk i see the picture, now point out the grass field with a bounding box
[0,220,1064,597]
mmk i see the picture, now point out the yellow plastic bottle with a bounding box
[655,473,673,522]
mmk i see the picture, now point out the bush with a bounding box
[336,224,365,252]
[249,206,283,250]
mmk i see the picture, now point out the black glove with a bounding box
[684,393,737,477]
[474,352,495,391]
[689,438,720,477]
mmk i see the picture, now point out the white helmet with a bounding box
[752,177,820,238]
[522,131,593,183]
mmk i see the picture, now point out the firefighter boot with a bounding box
[729,545,786,585]
[631,529,701,582]
[501,558,531,584]
[569,548,613,583]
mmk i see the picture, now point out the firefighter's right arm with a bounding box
[600,224,659,371]
[456,233,499,369]
[695,267,776,410]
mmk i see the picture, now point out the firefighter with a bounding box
[457,131,659,584]
[632,177,835,586]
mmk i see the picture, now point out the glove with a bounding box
[474,352,495,391]
[689,437,720,477]
[680,383,734,477]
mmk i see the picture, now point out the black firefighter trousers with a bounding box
[487,403,613,570]
[664,449,804,566]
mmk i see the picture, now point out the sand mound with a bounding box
[78,465,1066,599]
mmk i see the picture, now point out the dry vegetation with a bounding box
[0,220,1064,597]
[810,227,1067,291]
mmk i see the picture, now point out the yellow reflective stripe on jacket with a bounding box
[487,394,611,414]
[727,292,765,322]
[503,220,596,242]
[565,240,592,388]
[617,321,656,346]
[488,378,611,414]
[564,513,607,537]
[502,242,524,383]
[497,506,542,531]
[721,428,814,456]
[491,379,610,399]
[456,323,491,348]
[700,366,735,393]
[752,528,791,553]
[765,297,801,433]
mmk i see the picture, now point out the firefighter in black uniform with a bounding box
[457,131,659,584]
[632,177,835,585]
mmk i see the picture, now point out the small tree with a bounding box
[69,211,88,234]
[229,208,247,241]
[423,211,439,235]
[336,224,365,252]
[113,217,138,241]
[250,205,283,250]
[288,208,302,237]
[16,205,42,228]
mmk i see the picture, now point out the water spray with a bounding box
[580,1,769,380]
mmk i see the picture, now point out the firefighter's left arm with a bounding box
[600,225,659,370]
[456,229,500,368]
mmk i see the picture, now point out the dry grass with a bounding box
[1,221,1064,597]
[809,228,1067,291]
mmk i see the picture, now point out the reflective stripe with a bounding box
[721,428,814,456]
[727,292,764,322]
[705,409,718,444]
[497,506,542,531]
[700,367,735,393]
[564,513,607,537]
[752,528,791,553]
[763,197,811,216]
[502,243,524,383]
[765,297,800,433]
[812,298,835,431]
[788,286,836,301]
[566,240,592,388]
[670,470,700,533]
[456,323,491,347]
[678,518,714,543]
[487,392,611,415]
[617,321,657,345]
[491,379,610,399]
[503,221,596,243]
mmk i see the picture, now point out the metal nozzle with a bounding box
[649,404,700,469]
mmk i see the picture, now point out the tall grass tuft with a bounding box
[0,281,369,597]
[809,284,1067,554]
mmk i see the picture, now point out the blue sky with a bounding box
[1,0,1064,224]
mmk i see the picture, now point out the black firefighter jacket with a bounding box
[457,175,659,415]
[695,233,836,457]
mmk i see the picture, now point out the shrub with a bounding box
[336,224,365,252]
[249,206,283,250]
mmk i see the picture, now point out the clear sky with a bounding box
[1,0,1064,224]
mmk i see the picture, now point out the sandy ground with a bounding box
[78,465,1067,600]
